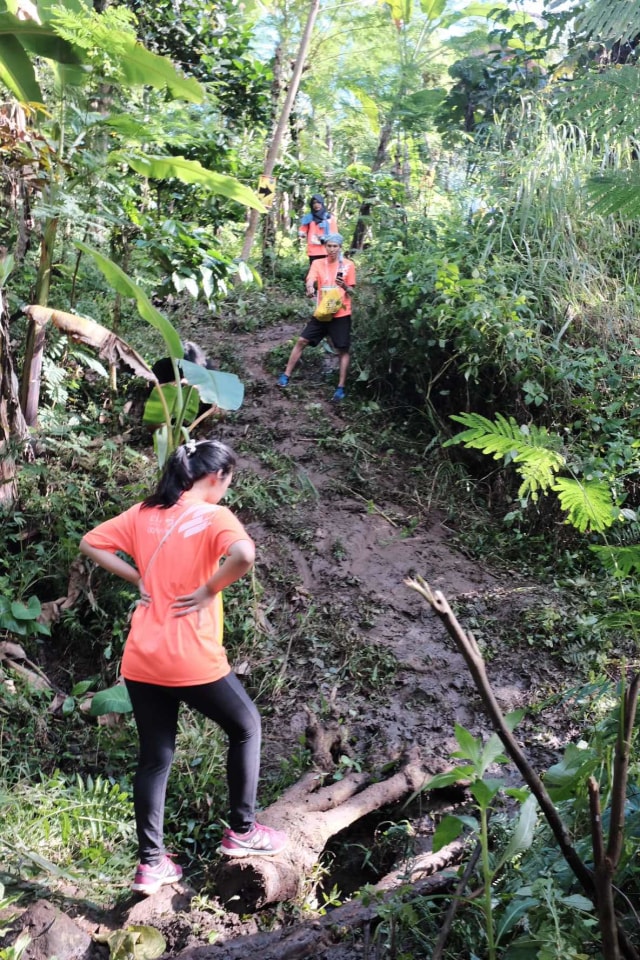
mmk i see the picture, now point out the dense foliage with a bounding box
[2,0,640,956]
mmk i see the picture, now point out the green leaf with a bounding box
[447,412,569,499]
[420,0,446,17]
[143,384,200,427]
[6,19,81,63]
[470,777,503,809]
[153,425,171,470]
[454,722,482,763]
[75,242,183,358]
[350,88,380,133]
[575,0,640,44]
[545,743,597,802]
[590,544,640,579]
[495,793,537,872]
[114,36,202,103]
[504,709,525,732]
[560,893,594,912]
[432,814,465,852]
[90,685,133,716]
[479,733,507,775]
[71,679,94,697]
[96,926,166,960]
[587,171,640,219]
[181,360,244,411]
[61,696,75,715]
[495,897,538,945]
[0,32,41,101]
[425,766,475,791]
[552,477,617,533]
[10,596,41,620]
[120,155,267,213]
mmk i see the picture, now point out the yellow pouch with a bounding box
[313,286,343,321]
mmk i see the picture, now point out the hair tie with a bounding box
[185,439,197,456]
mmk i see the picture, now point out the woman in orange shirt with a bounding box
[298,194,338,262]
[80,440,287,895]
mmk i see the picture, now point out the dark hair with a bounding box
[142,440,237,509]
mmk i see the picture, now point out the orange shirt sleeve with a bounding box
[83,504,139,556]
[208,507,252,559]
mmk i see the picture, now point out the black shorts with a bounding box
[300,314,351,351]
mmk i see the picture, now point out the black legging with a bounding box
[125,672,261,864]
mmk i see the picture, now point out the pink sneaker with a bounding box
[131,855,183,895]
[219,822,288,858]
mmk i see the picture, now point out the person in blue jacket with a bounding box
[298,194,338,263]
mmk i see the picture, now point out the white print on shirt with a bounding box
[178,505,221,539]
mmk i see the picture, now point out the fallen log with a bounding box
[214,758,432,911]
[176,846,463,960]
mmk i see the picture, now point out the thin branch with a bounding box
[406,577,640,960]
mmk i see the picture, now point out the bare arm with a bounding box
[79,538,141,586]
[172,539,255,617]
[79,537,149,604]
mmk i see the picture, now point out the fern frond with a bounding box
[513,447,566,499]
[589,544,640,579]
[447,412,565,497]
[552,478,617,533]
[448,412,563,456]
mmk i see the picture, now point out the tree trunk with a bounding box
[239,0,320,265]
[19,215,58,425]
[214,756,431,912]
[0,285,28,506]
[350,122,393,253]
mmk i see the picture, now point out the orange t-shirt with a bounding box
[307,256,355,318]
[299,215,338,256]
[83,492,252,686]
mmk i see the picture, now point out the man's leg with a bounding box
[283,337,309,378]
[337,349,350,389]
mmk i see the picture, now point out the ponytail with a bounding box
[142,440,237,509]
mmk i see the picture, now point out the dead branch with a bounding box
[406,576,640,960]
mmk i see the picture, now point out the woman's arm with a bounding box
[79,538,143,588]
[172,538,255,617]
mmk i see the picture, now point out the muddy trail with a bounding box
[10,304,569,960]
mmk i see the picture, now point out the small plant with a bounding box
[74,244,245,467]
[418,716,536,960]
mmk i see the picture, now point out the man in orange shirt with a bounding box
[277,233,355,402]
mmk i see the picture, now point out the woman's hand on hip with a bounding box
[137,578,151,606]
[172,585,215,617]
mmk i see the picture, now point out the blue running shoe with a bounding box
[277,373,289,387]
[332,386,346,402]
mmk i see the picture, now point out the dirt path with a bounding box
[210,317,548,769]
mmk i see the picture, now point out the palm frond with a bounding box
[587,171,640,218]
[552,477,617,533]
[575,0,640,44]
[554,65,640,141]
